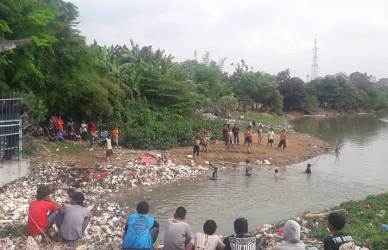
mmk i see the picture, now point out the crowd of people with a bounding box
[192,121,288,161]
[27,187,355,250]
[32,115,120,161]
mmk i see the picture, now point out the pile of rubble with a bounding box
[0,154,204,249]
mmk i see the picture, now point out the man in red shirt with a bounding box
[89,121,97,144]
[28,185,60,237]
[57,116,64,132]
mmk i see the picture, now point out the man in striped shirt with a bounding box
[223,218,258,250]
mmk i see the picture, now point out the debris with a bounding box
[26,236,39,250]
[0,153,204,249]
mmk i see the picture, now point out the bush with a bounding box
[312,193,388,249]
[116,101,223,149]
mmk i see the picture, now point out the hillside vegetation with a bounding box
[1,0,388,148]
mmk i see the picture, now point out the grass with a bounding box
[23,138,91,158]
[312,193,388,249]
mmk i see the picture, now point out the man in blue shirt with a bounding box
[122,201,159,250]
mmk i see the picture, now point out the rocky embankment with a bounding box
[0,155,205,249]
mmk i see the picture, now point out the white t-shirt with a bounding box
[268,131,275,140]
[193,232,225,250]
[106,138,112,150]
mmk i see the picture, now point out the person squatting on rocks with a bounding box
[223,217,259,250]
[164,206,194,250]
[27,185,91,245]
[55,192,91,246]
[193,219,225,250]
[323,212,354,250]
[122,201,159,250]
[27,185,60,239]
[277,129,287,150]
[270,220,305,250]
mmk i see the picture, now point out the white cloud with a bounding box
[69,0,388,79]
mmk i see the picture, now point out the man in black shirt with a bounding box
[223,218,259,250]
[323,212,354,250]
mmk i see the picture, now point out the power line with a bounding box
[311,38,319,80]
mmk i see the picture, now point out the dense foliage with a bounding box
[1,0,388,148]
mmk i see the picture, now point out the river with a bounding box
[111,114,388,239]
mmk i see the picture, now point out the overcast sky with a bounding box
[69,0,388,80]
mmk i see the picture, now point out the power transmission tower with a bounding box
[311,39,318,80]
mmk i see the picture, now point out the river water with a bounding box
[112,114,388,237]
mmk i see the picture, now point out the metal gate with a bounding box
[0,97,22,161]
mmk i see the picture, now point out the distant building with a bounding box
[0,39,32,52]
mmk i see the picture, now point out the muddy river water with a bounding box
[112,114,388,239]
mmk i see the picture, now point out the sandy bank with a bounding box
[170,131,330,167]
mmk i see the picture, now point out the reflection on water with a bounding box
[112,114,388,237]
[292,114,387,148]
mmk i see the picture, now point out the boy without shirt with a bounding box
[193,133,201,160]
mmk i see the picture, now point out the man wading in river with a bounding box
[245,159,253,176]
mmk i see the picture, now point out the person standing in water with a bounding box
[245,159,252,176]
[305,163,312,174]
[210,163,218,179]
[274,167,280,180]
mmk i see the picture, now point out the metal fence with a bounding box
[0,97,22,161]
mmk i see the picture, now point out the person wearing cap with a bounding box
[56,192,91,245]
[270,220,305,250]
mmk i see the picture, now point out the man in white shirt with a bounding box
[267,127,275,149]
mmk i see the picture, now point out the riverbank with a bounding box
[0,159,204,249]
[170,131,330,167]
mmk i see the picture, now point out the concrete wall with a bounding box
[0,160,30,187]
